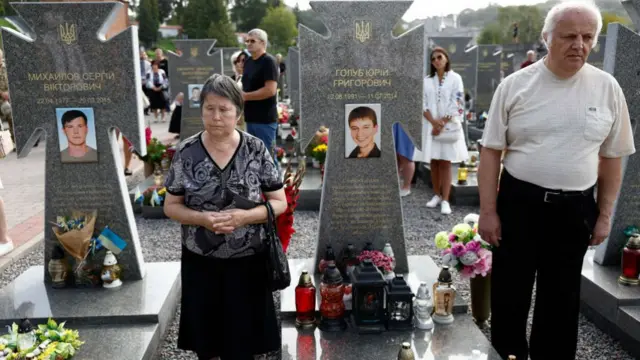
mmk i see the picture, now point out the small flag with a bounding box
[97,227,127,255]
[134,188,144,205]
[150,189,163,207]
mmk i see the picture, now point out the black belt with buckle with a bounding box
[501,170,595,204]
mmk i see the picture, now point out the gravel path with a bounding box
[0,177,633,360]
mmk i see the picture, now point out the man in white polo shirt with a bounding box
[477,1,635,359]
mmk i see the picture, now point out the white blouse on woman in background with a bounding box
[414,70,469,164]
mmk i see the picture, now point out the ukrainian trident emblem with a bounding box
[355,20,372,43]
[59,23,77,45]
[190,47,198,57]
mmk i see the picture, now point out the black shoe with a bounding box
[124,169,132,176]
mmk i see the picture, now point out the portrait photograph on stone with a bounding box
[56,107,98,164]
[345,103,381,159]
[187,84,202,108]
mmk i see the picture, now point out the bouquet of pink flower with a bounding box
[357,250,394,273]
[433,222,492,278]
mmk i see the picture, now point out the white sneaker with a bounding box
[426,195,442,208]
[0,240,13,257]
[400,189,411,197]
[441,201,452,215]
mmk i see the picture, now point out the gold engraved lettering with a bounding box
[59,23,77,45]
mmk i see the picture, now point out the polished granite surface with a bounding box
[0,262,181,326]
[281,256,468,318]
[281,314,502,360]
[70,323,159,360]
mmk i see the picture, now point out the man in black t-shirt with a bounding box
[242,29,279,157]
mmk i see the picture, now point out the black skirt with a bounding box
[178,245,280,360]
[168,105,182,134]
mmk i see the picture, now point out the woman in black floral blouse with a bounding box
[163,73,287,360]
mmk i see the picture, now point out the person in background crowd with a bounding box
[276,53,286,100]
[146,60,169,123]
[512,22,519,43]
[419,47,469,215]
[520,50,537,69]
[0,49,15,151]
[140,49,152,115]
[393,121,415,196]
[478,2,635,360]
[155,48,171,114]
[242,29,279,157]
[231,50,249,86]
[164,74,286,360]
[0,193,13,257]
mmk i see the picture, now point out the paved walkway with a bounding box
[0,116,174,268]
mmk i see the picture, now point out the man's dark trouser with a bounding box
[491,170,598,360]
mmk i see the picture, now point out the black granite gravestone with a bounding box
[298,0,423,274]
[429,37,478,111]
[2,1,147,281]
[593,19,640,266]
[475,45,501,114]
[168,39,223,139]
[588,35,607,69]
[288,46,300,115]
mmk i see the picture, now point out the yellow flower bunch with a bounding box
[313,144,327,153]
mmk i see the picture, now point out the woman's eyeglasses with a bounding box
[431,55,444,62]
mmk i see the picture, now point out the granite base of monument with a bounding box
[580,249,640,358]
[415,163,479,206]
[280,256,468,317]
[0,262,181,360]
[281,315,502,359]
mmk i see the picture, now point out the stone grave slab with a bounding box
[580,7,640,358]
[0,262,180,360]
[588,35,607,69]
[593,21,640,266]
[500,51,515,78]
[281,255,468,317]
[475,45,501,114]
[168,39,222,139]
[280,315,502,359]
[288,46,300,116]
[2,1,147,281]
[299,0,424,274]
[220,46,241,76]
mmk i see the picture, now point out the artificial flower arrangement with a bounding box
[134,186,166,207]
[274,146,285,162]
[311,144,327,165]
[133,137,167,167]
[357,250,394,274]
[273,164,305,253]
[51,212,97,265]
[0,318,84,359]
[433,220,492,278]
[305,127,328,158]
[277,103,290,124]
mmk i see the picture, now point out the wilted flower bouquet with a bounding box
[434,221,492,278]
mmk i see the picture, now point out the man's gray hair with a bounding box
[526,50,535,56]
[199,74,244,116]
[248,28,268,47]
[541,1,603,49]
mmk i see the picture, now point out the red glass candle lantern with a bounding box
[318,245,336,273]
[295,270,317,328]
[619,234,640,286]
[319,264,347,331]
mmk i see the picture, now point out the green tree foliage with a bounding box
[601,11,632,34]
[259,5,298,55]
[231,0,279,33]
[157,0,173,23]
[137,0,160,47]
[184,0,238,46]
[477,5,543,44]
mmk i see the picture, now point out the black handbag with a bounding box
[263,201,291,291]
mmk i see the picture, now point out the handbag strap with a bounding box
[264,201,276,234]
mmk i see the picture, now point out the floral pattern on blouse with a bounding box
[164,131,283,259]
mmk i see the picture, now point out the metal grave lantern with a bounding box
[349,259,387,333]
[385,274,415,330]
